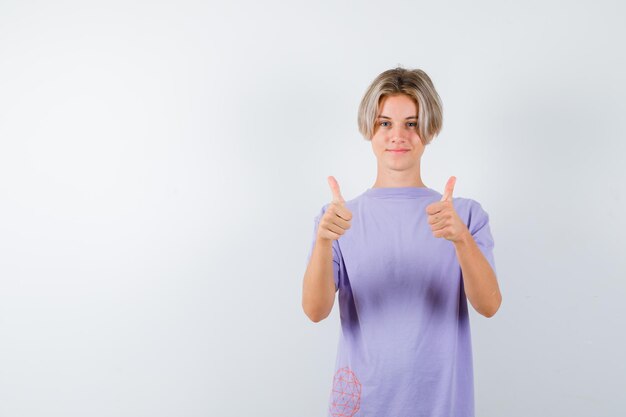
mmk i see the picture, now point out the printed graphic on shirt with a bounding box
[329,366,362,417]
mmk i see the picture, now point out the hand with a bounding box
[425,176,469,243]
[316,176,352,242]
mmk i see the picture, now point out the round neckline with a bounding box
[364,186,439,199]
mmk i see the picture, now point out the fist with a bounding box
[425,176,469,243]
[317,176,352,241]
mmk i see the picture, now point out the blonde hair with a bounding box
[357,66,443,145]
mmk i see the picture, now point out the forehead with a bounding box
[377,94,417,117]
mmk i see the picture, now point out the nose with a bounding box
[389,125,408,143]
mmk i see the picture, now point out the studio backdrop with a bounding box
[0,1,624,416]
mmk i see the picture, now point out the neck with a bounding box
[372,180,427,188]
[372,167,425,188]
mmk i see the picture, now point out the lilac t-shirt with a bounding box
[306,186,496,417]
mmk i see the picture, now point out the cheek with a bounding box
[371,137,384,152]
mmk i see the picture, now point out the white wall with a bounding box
[1,0,624,416]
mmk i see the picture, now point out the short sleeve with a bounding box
[305,203,342,292]
[467,200,497,275]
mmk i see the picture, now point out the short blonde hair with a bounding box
[357,67,443,145]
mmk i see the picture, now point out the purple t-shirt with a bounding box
[306,186,496,417]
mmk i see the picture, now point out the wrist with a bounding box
[316,236,334,246]
[453,228,472,247]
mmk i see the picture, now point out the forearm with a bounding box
[453,230,502,317]
[302,238,336,322]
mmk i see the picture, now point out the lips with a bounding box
[387,149,409,153]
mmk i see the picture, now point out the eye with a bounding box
[379,121,390,127]
[407,122,417,127]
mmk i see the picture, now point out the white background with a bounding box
[1,1,625,416]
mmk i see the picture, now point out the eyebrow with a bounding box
[377,115,417,120]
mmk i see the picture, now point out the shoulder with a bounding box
[453,196,487,213]
[452,196,490,228]
[452,198,493,241]
[317,194,362,215]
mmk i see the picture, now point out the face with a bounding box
[370,94,425,172]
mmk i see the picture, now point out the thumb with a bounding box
[327,175,346,204]
[440,176,456,202]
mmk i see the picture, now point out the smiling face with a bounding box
[370,94,425,182]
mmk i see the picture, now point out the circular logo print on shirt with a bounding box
[329,366,362,417]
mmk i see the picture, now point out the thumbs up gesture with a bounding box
[317,176,353,242]
[425,176,469,243]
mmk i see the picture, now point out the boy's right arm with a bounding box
[301,176,351,323]
[302,236,337,323]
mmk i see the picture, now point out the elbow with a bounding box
[483,310,496,318]
[302,288,335,323]
[483,294,502,318]
[305,311,328,323]
[302,302,329,323]
[479,306,497,318]
[308,314,326,323]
